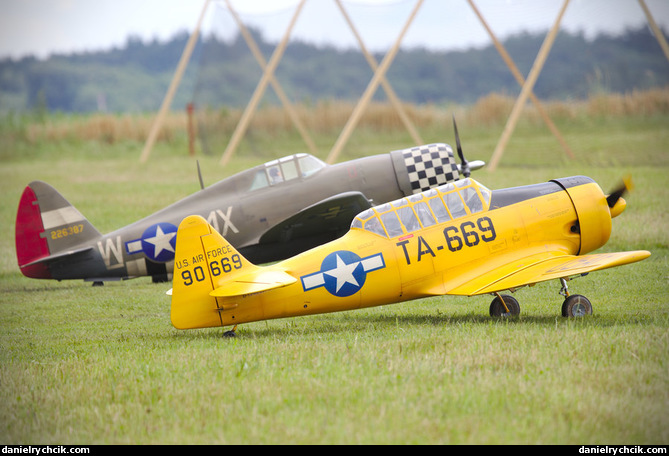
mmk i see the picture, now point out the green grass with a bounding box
[1,114,668,444]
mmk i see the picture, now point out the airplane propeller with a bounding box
[606,176,632,209]
[452,115,470,178]
[196,160,205,190]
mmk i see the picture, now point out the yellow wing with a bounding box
[446,250,651,296]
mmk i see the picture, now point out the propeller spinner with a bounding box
[607,176,632,218]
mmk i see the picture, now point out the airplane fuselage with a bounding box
[33,145,472,282]
[171,176,640,330]
[83,154,403,281]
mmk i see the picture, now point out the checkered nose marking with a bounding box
[403,144,460,193]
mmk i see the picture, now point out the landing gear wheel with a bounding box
[223,325,238,338]
[561,294,592,317]
[489,294,520,317]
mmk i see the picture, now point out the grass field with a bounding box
[1,107,668,444]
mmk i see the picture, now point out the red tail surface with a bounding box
[15,184,52,278]
[15,181,101,279]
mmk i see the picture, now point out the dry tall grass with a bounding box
[19,87,669,145]
[22,112,188,144]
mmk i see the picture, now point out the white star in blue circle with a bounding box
[301,250,385,297]
[140,222,177,262]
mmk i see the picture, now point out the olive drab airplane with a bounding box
[15,140,483,284]
[168,175,649,335]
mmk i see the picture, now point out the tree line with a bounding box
[1,25,667,115]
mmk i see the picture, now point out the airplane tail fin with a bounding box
[15,181,101,279]
[170,215,255,329]
[170,215,296,330]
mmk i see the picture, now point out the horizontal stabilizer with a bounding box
[210,270,297,297]
[21,245,94,267]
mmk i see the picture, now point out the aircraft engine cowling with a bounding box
[390,143,461,196]
[551,176,613,255]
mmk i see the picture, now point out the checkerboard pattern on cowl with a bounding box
[402,143,460,193]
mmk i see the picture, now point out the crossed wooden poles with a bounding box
[140,0,669,171]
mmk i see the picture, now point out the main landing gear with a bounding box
[489,278,593,318]
[559,278,593,317]
[489,293,520,317]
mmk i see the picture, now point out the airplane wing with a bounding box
[210,269,297,297]
[259,192,372,245]
[444,250,651,296]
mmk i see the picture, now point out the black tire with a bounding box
[489,294,521,317]
[561,294,593,317]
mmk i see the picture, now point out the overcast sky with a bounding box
[1,0,668,60]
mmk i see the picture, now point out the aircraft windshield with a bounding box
[351,178,492,238]
[249,154,326,191]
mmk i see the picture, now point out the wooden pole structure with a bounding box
[326,0,424,164]
[187,102,196,156]
[334,0,423,146]
[488,0,570,172]
[140,0,210,163]
[220,0,306,166]
[467,0,574,160]
[638,0,669,63]
[225,0,318,155]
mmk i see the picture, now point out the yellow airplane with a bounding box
[169,175,650,335]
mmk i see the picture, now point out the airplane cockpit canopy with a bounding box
[351,178,492,238]
[249,154,326,191]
